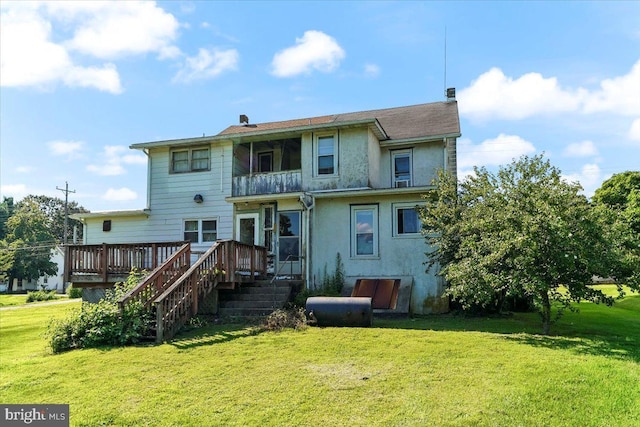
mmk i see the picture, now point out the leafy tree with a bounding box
[2,201,58,291]
[0,197,15,240]
[421,155,629,334]
[16,195,88,243]
[592,172,640,288]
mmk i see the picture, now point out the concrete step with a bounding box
[219,291,290,302]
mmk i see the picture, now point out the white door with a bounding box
[235,213,259,245]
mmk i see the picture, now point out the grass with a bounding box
[0,293,67,307]
[0,286,638,426]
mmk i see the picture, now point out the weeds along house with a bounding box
[71,99,459,316]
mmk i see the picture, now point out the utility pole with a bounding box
[57,182,75,293]
[56,182,76,246]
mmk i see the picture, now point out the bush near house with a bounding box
[26,290,58,303]
[47,270,151,353]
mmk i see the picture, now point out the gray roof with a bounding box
[131,100,460,149]
[218,101,460,141]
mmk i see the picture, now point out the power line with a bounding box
[56,182,76,246]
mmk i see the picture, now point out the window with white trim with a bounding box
[315,134,337,176]
[393,203,422,236]
[184,219,217,243]
[351,205,378,257]
[171,147,210,173]
[392,149,412,187]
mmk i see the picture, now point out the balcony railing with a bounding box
[232,170,302,197]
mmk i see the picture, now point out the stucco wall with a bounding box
[310,194,447,314]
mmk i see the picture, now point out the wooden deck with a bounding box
[65,240,269,343]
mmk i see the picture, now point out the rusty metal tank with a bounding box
[305,296,372,327]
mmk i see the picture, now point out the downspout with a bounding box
[299,193,315,287]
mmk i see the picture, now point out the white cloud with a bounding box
[48,140,85,158]
[86,145,145,176]
[628,118,640,141]
[458,60,640,121]
[51,1,181,60]
[15,166,33,173]
[562,163,604,198]
[364,63,380,78]
[0,1,182,93]
[0,3,123,93]
[457,134,536,170]
[173,48,239,83]
[563,140,598,157]
[582,61,640,116]
[103,187,138,202]
[458,68,585,121]
[271,30,345,77]
[1,184,28,200]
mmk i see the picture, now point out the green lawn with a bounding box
[1,286,638,426]
[0,293,68,307]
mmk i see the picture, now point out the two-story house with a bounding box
[73,99,460,315]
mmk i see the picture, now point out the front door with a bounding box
[236,213,259,245]
[278,211,302,276]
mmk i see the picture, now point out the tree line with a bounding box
[0,195,89,291]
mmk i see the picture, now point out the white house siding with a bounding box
[81,142,235,253]
[311,193,447,314]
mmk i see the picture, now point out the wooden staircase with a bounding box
[116,240,268,343]
[217,280,303,318]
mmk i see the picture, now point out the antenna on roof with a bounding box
[443,25,447,99]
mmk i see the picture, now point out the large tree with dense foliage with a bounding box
[16,195,88,243]
[420,155,630,334]
[591,171,640,289]
[1,201,58,291]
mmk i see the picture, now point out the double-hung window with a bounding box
[315,134,337,176]
[393,203,422,236]
[184,219,217,243]
[351,205,378,257]
[392,149,412,187]
[171,147,210,173]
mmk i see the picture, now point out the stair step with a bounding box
[219,300,287,309]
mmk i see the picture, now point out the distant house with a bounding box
[0,246,65,293]
[72,98,460,315]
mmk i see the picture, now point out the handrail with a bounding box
[117,243,191,311]
[64,241,187,283]
[153,240,268,343]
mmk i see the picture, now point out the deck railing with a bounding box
[64,242,186,283]
[154,240,267,343]
[117,243,191,311]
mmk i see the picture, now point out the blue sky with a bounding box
[1,1,639,212]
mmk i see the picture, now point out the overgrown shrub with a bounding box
[26,290,57,302]
[66,284,82,299]
[294,252,346,307]
[47,269,151,353]
[260,308,307,331]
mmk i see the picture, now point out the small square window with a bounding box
[202,220,217,242]
[393,204,422,236]
[184,220,198,243]
[103,220,112,232]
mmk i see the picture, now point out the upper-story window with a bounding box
[315,134,337,176]
[184,219,217,243]
[258,152,273,173]
[392,149,412,187]
[171,147,210,173]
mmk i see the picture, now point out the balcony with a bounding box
[232,170,302,197]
